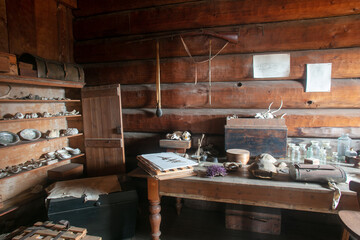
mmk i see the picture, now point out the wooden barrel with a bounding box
[226,149,250,164]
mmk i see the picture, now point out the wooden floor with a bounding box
[133,197,343,240]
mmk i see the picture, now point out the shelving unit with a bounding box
[0,133,83,149]
[0,74,85,208]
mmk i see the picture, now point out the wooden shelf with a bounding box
[0,133,83,149]
[0,99,81,103]
[0,74,85,88]
[0,154,85,181]
[0,115,82,123]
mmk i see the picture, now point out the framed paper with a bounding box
[253,53,290,78]
[305,63,332,92]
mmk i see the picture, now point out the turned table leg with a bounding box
[176,197,182,215]
[148,178,161,240]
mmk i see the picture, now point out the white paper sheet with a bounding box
[305,63,332,92]
[253,53,290,78]
[140,152,198,171]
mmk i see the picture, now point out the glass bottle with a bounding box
[332,152,339,165]
[291,146,301,163]
[299,143,307,161]
[322,141,332,161]
[337,134,351,162]
[306,146,313,158]
[311,141,321,159]
[319,148,327,164]
[287,143,295,159]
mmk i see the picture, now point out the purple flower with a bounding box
[206,165,227,177]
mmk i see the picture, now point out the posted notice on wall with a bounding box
[305,63,332,92]
[253,53,290,78]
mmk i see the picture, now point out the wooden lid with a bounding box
[226,149,250,155]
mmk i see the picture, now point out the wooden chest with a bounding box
[225,118,287,158]
[225,204,281,235]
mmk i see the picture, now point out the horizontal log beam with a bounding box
[82,48,360,85]
[122,109,360,138]
[120,80,360,109]
[73,0,360,40]
[74,0,201,17]
[75,15,360,63]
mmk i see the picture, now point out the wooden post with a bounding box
[148,177,161,240]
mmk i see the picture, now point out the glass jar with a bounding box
[291,146,301,163]
[337,134,351,162]
[287,143,295,159]
[332,152,339,165]
[322,141,332,161]
[319,148,327,164]
[306,146,313,158]
[311,141,321,159]
[299,143,307,161]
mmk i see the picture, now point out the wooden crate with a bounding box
[0,52,18,75]
[225,118,287,158]
[225,204,281,235]
[11,221,101,240]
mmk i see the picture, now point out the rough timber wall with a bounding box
[73,0,360,162]
[2,0,75,62]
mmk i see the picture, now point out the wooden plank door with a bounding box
[81,84,125,176]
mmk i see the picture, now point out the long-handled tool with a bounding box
[155,40,163,117]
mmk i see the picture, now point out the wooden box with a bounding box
[47,163,83,181]
[0,52,18,75]
[225,118,287,158]
[225,204,281,235]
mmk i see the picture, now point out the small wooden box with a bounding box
[0,52,18,75]
[225,118,287,157]
[225,204,281,235]
[48,163,83,181]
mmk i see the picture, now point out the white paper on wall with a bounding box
[140,152,198,171]
[253,53,290,78]
[305,63,332,92]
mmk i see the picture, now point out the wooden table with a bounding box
[129,162,360,240]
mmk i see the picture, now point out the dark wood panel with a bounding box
[82,48,360,84]
[6,0,37,56]
[57,3,73,63]
[0,0,8,52]
[73,0,360,40]
[122,109,360,138]
[34,0,59,60]
[74,0,201,17]
[120,80,360,109]
[75,15,360,63]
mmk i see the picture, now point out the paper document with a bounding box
[253,53,290,78]
[305,63,332,92]
[140,152,198,171]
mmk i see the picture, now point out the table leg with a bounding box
[176,197,182,215]
[148,178,161,240]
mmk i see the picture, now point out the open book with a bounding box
[139,152,198,171]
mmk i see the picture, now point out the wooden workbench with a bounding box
[129,162,360,240]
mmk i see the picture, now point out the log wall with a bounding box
[73,0,360,158]
[3,0,75,62]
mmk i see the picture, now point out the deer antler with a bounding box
[0,85,11,99]
[266,102,273,113]
[271,100,283,114]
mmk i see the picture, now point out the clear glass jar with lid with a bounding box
[287,143,295,159]
[310,141,321,159]
[337,134,351,162]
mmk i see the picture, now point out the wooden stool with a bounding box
[339,181,360,240]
